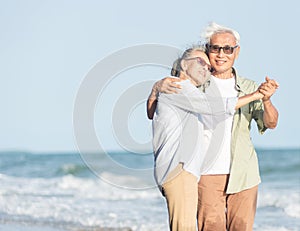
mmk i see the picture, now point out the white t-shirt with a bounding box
[201,76,238,175]
[153,78,237,192]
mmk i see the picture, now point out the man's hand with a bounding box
[147,77,182,120]
[258,76,279,129]
[153,77,182,95]
[258,76,279,101]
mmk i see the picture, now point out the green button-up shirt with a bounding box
[198,68,267,193]
[227,68,267,193]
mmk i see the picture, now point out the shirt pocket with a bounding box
[240,102,253,121]
[239,110,253,132]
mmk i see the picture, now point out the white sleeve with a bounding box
[158,80,237,115]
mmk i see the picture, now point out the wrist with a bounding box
[262,97,271,102]
[252,91,262,101]
[263,98,272,107]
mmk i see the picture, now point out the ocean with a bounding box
[0,149,299,231]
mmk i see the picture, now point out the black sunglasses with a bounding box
[207,44,239,55]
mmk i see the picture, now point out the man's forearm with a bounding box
[146,77,182,119]
[263,99,278,129]
[147,85,159,120]
[147,97,157,120]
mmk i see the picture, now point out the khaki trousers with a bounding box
[162,164,198,231]
[197,175,258,231]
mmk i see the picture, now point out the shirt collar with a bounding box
[198,67,246,93]
[232,67,245,93]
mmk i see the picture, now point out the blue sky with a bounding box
[1,0,299,152]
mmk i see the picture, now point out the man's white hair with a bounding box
[201,22,240,45]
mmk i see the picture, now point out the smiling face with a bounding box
[208,32,240,78]
[181,50,211,86]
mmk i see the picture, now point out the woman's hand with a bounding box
[252,88,264,100]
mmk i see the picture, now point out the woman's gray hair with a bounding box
[200,22,240,46]
[171,46,206,77]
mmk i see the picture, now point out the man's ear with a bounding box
[234,46,240,60]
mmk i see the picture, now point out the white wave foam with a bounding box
[258,188,300,218]
[0,173,160,199]
[254,226,297,231]
[1,173,299,230]
[99,171,157,190]
[0,173,167,229]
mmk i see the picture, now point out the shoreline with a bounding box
[0,222,133,231]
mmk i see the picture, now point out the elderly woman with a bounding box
[152,45,265,231]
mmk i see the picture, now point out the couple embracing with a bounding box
[147,22,279,231]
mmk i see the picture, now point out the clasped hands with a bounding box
[257,77,279,102]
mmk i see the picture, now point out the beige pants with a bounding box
[162,164,198,231]
[197,175,258,231]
